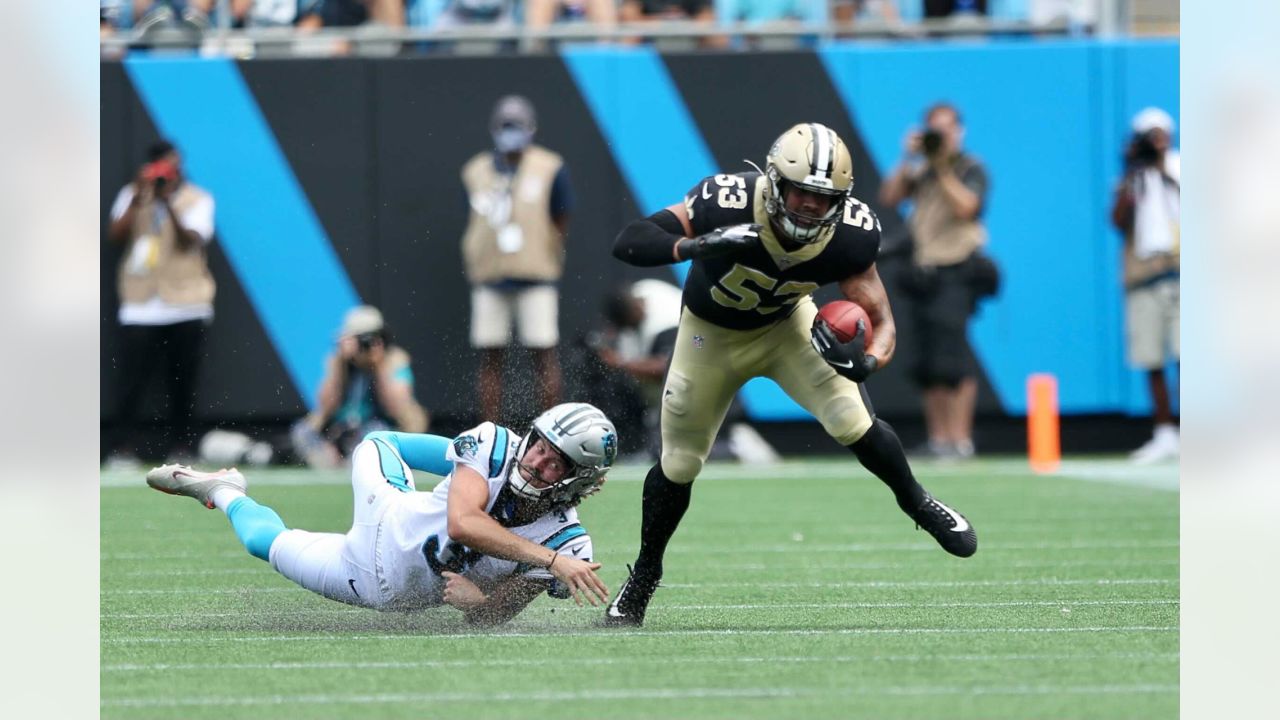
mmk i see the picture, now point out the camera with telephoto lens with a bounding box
[355,332,380,352]
[921,129,944,157]
[1128,131,1162,167]
[142,159,178,191]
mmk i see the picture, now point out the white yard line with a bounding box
[611,599,1180,611]
[710,558,1179,571]
[101,682,1177,708]
[109,557,1180,580]
[667,539,1180,553]
[102,625,1177,644]
[1053,460,1179,492]
[101,688,802,708]
[101,576,1177,596]
[103,598,1178,620]
[103,650,1178,673]
[661,578,1177,589]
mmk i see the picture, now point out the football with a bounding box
[816,300,873,344]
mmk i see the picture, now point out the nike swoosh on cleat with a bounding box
[828,359,855,368]
[348,579,360,598]
[607,605,625,618]
[937,502,970,533]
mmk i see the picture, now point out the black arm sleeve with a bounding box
[611,209,688,267]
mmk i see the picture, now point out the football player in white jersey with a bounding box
[147,402,619,626]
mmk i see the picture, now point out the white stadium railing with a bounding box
[100,17,1081,58]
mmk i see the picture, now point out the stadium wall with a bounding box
[100,39,1178,432]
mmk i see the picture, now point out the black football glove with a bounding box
[811,318,879,383]
[675,223,762,261]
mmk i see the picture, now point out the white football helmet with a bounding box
[508,403,618,507]
[763,123,854,244]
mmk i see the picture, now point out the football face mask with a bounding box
[507,403,618,507]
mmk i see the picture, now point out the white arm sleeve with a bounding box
[181,190,215,244]
[110,185,134,222]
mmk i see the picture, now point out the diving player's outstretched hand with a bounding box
[675,223,762,261]
[549,555,610,607]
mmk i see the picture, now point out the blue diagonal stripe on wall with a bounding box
[124,57,359,405]
[562,46,812,421]
[560,46,705,286]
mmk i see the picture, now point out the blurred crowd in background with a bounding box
[101,0,1177,53]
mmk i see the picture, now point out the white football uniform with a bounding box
[267,423,593,611]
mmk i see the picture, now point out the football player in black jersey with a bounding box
[604,123,978,627]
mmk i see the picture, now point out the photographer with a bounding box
[291,305,429,468]
[105,140,216,465]
[1111,107,1180,464]
[880,102,990,460]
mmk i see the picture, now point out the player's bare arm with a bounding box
[665,200,695,237]
[441,571,546,627]
[838,265,897,367]
[447,465,609,606]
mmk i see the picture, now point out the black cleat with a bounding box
[603,565,661,627]
[911,493,977,557]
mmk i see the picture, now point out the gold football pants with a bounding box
[659,298,873,483]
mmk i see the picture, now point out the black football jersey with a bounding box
[681,171,881,330]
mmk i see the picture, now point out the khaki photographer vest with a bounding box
[1120,168,1180,289]
[461,146,564,284]
[1122,243,1179,289]
[909,156,988,268]
[117,183,216,307]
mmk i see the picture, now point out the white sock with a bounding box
[211,486,247,513]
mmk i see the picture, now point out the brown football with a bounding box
[816,300,873,344]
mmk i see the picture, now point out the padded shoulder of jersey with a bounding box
[684,171,761,236]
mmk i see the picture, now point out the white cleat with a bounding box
[1130,425,1179,465]
[146,464,247,509]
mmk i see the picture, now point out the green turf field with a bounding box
[101,457,1178,719]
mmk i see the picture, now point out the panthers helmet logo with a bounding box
[601,432,618,468]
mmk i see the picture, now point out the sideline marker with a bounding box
[1028,373,1061,473]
